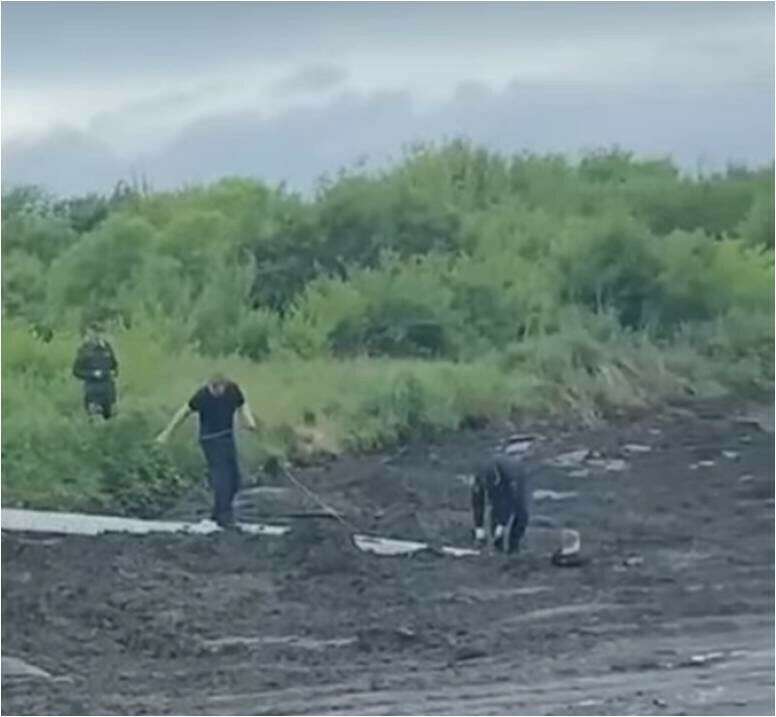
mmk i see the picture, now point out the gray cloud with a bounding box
[4,77,772,198]
[2,2,772,196]
[2,127,123,195]
[273,65,348,97]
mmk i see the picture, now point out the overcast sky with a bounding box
[2,1,773,196]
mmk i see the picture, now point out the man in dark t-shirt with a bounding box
[156,374,258,528]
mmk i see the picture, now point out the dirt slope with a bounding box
[2,400,773,715]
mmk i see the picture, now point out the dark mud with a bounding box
[2,400,774,715]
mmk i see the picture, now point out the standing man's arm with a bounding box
[156,404,193,443]
[239,402,258,432]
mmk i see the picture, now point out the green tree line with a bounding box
[2,143,773,513]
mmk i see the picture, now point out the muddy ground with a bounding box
[2,400,774,715]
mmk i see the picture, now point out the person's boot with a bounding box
[216,512,238,530]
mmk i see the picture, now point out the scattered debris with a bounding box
[576,699,602,708]
[623,556,644,567]
[680,651,726,667]
[547,448,629,473]
[721,450,739,460]
[551,530,586,567]
[455,473,474,487]
[733,412,774,434]
[1,656,63,682]
[353,534,478,558]
[623,443,652,454]
[690,460,716,470]
[587,457,628,472]
[533,489,579,501]
[505,432,539,444]
[504,438,535,455]
[547,449,590,468]
[1,508,289,537]
[653,698,668,708]
[648,428,663,436]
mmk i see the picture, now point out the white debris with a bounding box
[559,529,581,556]
[505,440,534,455]
[697,460,716,468]
[455,473,475,487]
[722,450,739,460]
[738,474,754,483]
[353,534,478,558]
[623,556,644,567]
[687,651,726,665]
[547,447,630,474]
[2,656,55,681]
[547,449,590,468]
[533,489,579,501]
[587,458,629,472]
[1,509,289,537]
[623,443,652,454]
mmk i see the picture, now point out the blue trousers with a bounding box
[200,434,241,526]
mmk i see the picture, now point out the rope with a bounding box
[278,463,361,533]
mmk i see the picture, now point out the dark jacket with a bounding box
[471,456,530,532]
[72,338,118,385]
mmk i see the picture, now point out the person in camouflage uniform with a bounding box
[72,323,119,419]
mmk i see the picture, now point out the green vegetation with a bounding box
[2,144,773,514]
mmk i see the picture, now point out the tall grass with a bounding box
[3,310,769,514]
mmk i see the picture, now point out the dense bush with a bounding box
[2,144,772,512]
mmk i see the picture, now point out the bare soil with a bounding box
[2,400,774,715]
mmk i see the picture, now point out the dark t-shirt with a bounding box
[188,382,245,439]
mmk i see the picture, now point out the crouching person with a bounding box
[472,456,530,553]
[156,374,258,529]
